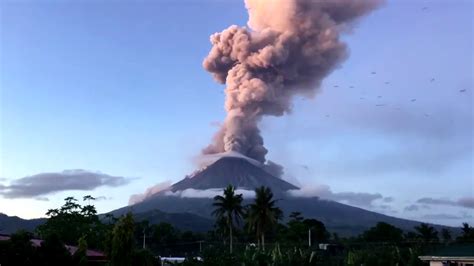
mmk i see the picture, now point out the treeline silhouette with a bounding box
[0,188,473,266]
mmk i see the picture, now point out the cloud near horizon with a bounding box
[417,197,474,209]
[404,204,431,212]
[127,179,387,207]
[421,212,473,220]
[287,184,389,208]
[0,170,130,199]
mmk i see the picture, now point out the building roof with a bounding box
[419,244,474,261]
[0,234,105,258]
[419,256,474,262]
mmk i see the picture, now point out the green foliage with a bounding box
[441,228,452,243]
[132,249,158,266]
[346,245,422,266]
[36,196,106,248]
[0,230,37,266]
[362,222,403,242]
[73,235,88,266]
[457,222,474,242]
[247,186,283,250]
[414,223,439,243]
[183,245,320,266]
[38,233,73,266]
[148,222,180,255]
[212,185,244,253]
[110,213,135,266]
[282,213,329,246]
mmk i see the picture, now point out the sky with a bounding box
[0,0,472,227]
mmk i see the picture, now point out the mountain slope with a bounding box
[0,213,46,234]
[132,209,213,232]
[113,195,444,236]
[1,210,213,235]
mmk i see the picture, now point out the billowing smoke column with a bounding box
[203,0,383,163]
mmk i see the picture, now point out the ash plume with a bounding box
[202,0,383,163]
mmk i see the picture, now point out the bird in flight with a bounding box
[371,71,376,75]
[422,7,429,11]
[349,86,354,88]
[411,99,417,102]
[459,89,467,93]
[377,95,382,99]
[300,165,309,171]
[333,85,339,88]
[385,81,390,85]
[430,78,435,82]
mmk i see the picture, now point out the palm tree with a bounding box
[212,185,244,253]
[247,186,283,250]
[414,223,439,243]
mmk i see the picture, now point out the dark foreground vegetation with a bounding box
[0,188,473,266]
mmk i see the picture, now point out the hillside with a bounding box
[113,195,451,236]
[0,213,46,234]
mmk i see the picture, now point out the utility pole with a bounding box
[308,229,312,247]
[142,229,146,249]
[198,241,203,253]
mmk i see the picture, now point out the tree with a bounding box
[36,196,104,248]
[110,213,135,266]
[212,185,244,253]
[38,233,72,266]
[286,212,307,244]
[83,195,96,206]
[3,230,36,266]
[134,220,151,250]
[362,222,403,243]
[132,249,158,266]
[458,223,474,242]
[150,222,180,255]
[285,212,329,245]
[247,186,283,250]
[441,228,452,243]
[303,218,330,244]
[73,235,88,266]
[414,223,439,243]
[289,212,304,222]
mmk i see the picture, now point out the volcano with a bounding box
[170,155,298,193]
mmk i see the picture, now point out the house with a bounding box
[0,234,107,264]
[419,244,474,266]
[160,256,202,265]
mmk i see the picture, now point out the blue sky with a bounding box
[0,0,472,226]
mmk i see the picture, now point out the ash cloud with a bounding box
[202,0,383,163]
[417,197,474,209]
[128,181,172,205]
[288,184,387,208]
[263,160,284,178]
[0,170,130,199]
[164,188,256,199]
